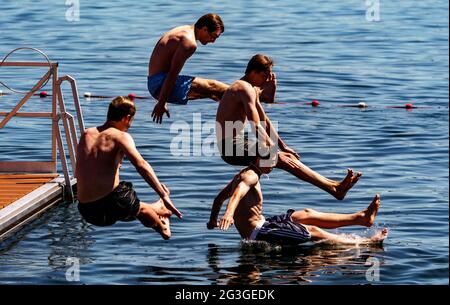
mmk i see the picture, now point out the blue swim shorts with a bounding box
[255,209,311,245]
[147,72,195,105]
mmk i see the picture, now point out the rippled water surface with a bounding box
[0,0,448,284]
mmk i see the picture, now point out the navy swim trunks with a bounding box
[253,209,311,245]
[78,181,141,226]
[147,72,195,105]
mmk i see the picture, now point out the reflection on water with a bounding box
[206,242,386,285]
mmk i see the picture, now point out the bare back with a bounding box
[216,80,260,141]
[148,25,197,76]
[75,127,125,203]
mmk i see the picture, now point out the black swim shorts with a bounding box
[219,135,272,167]
[78,181,141,226]
[255,209,311,245]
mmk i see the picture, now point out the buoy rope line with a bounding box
[0,89,437,109]
[0,52,438,110]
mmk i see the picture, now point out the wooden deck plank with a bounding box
[0,173,58,179]
[0,185,43,190]
[0,179,56,184]
[0,173,57,209]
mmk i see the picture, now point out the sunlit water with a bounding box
[0,0,448,284]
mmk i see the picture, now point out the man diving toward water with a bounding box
[216,54,362,200]
[76,97,182,240]
[148,13,228,124]
[207,165,388,245]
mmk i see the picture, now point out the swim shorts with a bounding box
[147,72,195,105]
[219,135,273,167]
[253,209,311,245]
[78,181,141,226]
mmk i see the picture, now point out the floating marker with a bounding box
[83,92,112,99]
[0,90,12,96]
[311,100,320,107]
[128,93,136,100]
[39,91,48,97]
[358,102,368,108]
[386,103,422,109]
[339,102,369,108]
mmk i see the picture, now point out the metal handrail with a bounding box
[0,49,85,201]
[54,75,85,200]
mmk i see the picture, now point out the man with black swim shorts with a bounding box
[76,96,182,239]
[216,54,362,201]
[207,165,388,245]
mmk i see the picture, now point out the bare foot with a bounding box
[368,228,388,244]
[359,194,381,227]
[137,201,173,240]
[334,168,362,200]
[154,215,171,240]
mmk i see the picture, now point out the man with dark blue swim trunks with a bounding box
[207,165,388,245]
[148,13,229,124]
[76,96,182,239]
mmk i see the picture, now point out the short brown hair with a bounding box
[245,54,273,75]
[107,96,136,121]
[195,13,224,33]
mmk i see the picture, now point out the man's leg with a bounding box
[306,225,388,245]
[291,194,381,229]
[274,151,362,200]
[188,77,229,101]
[136,199,172,240]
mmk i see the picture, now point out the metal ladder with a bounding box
[0,48,85,201]
[55,75,85,200]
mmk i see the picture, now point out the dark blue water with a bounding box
[0,0,448,284]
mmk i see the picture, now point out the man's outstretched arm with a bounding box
[207,179,234,229]
[254,95,300,159]
[240,85,275,149]
[216,170,259,231]
[118,132,182,218]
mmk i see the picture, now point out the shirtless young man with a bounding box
[207,165,388,245]
[216,54,362,200]
[148,13,229,124]
[76,96,182,240]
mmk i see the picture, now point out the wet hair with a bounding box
[195,13,224,33]
[107,96,136,121]
[245,54,273,75]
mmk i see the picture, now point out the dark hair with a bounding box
[107,96,136,121]
[245,54,273,75]
[195,13,224,33]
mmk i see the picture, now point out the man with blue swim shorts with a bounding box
[207,165,388,245]
[148,13,229,123]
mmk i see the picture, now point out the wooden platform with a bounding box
[0,173,59,209]
[0,173,76,240]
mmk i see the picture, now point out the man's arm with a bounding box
[240,84,274,148]
[207,179,234,229]
[118,132,182,218]
[216,170,259,231]
[254,94,300,159]
[151,37,196,124]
